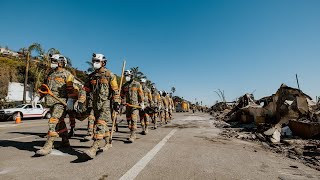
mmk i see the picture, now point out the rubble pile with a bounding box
[209,84,320,170]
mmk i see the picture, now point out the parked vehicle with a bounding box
[0,104,51,121]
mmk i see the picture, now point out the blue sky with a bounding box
[1,0,320,106]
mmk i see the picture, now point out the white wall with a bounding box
[5,82,34,102]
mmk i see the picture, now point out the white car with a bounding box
[0,104,51,121]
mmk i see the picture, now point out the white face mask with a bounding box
[125,76,131,82]
[93,62,102,70]
[50,63,58,69]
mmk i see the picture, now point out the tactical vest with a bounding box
[88,69,113,109]
[45,69,72,106]
[122,81,141,106]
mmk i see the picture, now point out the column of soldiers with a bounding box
[32,53,175,159]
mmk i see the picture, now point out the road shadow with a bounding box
[10,131,47,138]
[0,139,91,163]
[0,139,45,152]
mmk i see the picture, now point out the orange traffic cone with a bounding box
[15,112,21,124]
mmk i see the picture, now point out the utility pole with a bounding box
[296,74,300,90]
[23,51,30,103]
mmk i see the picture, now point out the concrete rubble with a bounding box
[208,84,320,170]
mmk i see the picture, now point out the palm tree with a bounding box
[171,87,176,96]
[130,66,146,81]
[145,80,155,89]
[65,56,72,67]
[86,61,94,73]
[23,43,43,103]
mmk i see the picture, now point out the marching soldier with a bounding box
[34,54,77,156]
[168,93,175,120]
[121,70,144,143]
[150,85,161,129]
[80,53,120,159]
[139,78,153,135]
[162,91,170,124]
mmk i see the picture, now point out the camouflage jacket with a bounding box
[168,97,174,110]
[142,85,152,107]
[162,96,169,109]
[151,90,161,108]
[83,68,120,110]
[45,68,76,106]
[121,80,144,107]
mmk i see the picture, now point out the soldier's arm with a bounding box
[157,94,161,107]
[110,74,120,103]
[138,84,144,103]
[148,91,153,106]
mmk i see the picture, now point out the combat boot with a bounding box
[128,130,136,143]
[68,127,75,138]
[60,134,70,148]
[100,136,112,151]
[141,125,146,135]
[85,139,101,159]
[36,136,55,156]
[145,124,149,134]
[83,133,93,141]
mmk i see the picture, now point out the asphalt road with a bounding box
[0,112,319,180]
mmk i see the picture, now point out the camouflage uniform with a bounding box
[161,95,170,124]
[83,67,120,157]
[36,68,76,155]
[121,80,144,142]
[139,85,153,134]
[168,96,174,120]
[150,89,161,128]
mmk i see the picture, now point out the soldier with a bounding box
[162,91,170,124]
[139,78,153,135]
[158,91,165,125]
[34,54,77,156]
[150,85,161,129]
[79,53,120,159]
[121,70,144,143]
[168,93,175,120]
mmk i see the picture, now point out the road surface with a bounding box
[0,112,319,180]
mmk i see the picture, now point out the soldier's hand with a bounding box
[140,102,145,110]
[113,102,120,112]
[74,101,84,112]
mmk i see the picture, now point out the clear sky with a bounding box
[1,0,320,106]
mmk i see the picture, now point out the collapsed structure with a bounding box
[209,84,320,170]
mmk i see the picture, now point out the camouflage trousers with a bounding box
[48,104,68,137]
[159,110,169,123]
[90,103,112,140]
[67,110,77,128]
[126,107,139,131]
[139,110,149,127]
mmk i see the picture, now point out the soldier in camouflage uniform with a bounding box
[121,70,144,143]
[34,54,77,156]
[150,85,161,129]
[139,78,153,135]
[80,53,120,159]
[161,91,170,124]
[168,93,175,120]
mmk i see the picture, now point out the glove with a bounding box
[66,98,75,110]
[154,107,159,113]
[74,101,84,113]
[140,102,145,110]
[113,102,120,112]
[32,95,40,108]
